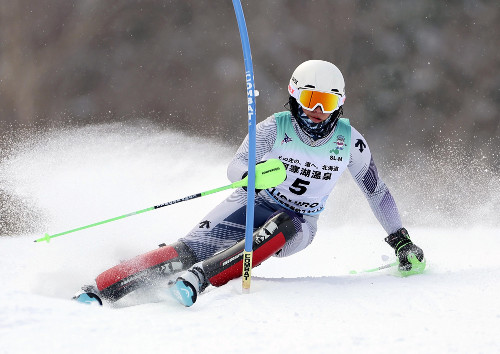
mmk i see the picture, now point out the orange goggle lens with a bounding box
[298,90,340,113]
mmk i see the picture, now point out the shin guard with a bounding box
[95,241,197,302]
[203,211,297,287]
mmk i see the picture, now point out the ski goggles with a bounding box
[296,89,343,113]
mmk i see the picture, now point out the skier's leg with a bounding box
[75,189,273,304]
[180,188,275,262]
[274,213,318,258]
[96,241,197,302]
[204,210,299,286]
[171,210,301,306]
[74,240,197,304]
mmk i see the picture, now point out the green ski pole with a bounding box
[34,159,286,243]
[349,261,398,274]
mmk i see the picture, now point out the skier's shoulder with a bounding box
[271,111,292,122]
[345,121,371,163]
[344,121,365,144]
[257,112,290,126]
[255,114,280,146]
[260,111,291,134]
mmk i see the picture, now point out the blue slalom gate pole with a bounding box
[232,0,256,293]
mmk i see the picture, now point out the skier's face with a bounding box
[302,106,330,123]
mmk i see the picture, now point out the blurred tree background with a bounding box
[0,0,499,159]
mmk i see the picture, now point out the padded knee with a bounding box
[202,211,297,287]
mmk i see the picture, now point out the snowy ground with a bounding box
[1,123,499,353]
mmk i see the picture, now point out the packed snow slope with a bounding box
[1,122,499,354]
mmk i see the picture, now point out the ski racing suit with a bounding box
[180,111,402,260]
[91,111,404,302]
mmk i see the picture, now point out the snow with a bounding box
[1,123,499,353]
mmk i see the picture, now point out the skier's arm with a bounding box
[227,115,277,182]
[347,126,402,234]
[348,126,425,275]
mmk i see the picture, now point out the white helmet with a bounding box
[287,60,346,139]
[288,60,346,113]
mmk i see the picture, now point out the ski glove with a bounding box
[241,160,266,194]
[385,228,426,276]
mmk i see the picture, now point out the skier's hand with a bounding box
[385,228,426,276]
[241,160,266,194]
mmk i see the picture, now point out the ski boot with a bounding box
[72,285,103,306]
[169,266,207,307]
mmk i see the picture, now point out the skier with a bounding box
[74,60,425,307]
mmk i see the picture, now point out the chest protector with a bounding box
[263,111,351,215]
